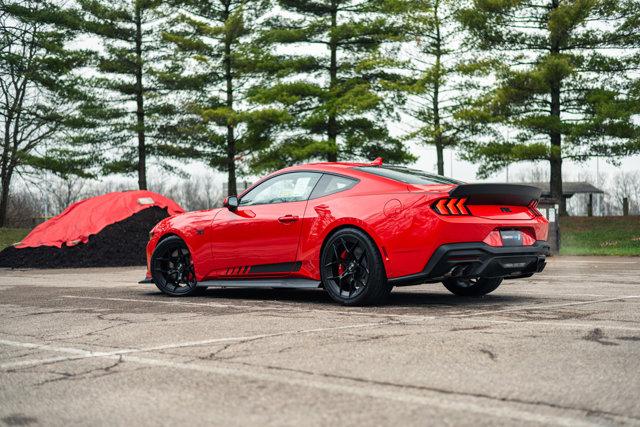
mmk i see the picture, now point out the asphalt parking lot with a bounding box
[1,257,639,426]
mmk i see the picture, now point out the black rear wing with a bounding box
[449,184,541,206]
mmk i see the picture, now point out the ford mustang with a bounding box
[144,159,549,305]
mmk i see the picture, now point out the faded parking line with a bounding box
[0,337,605,426]
[0,321,393,370]
[449,295,640,318]
[61,295,439,321]
[547,260,639,264]
[60,294,640,333]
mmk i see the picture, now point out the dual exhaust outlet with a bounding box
[445,264,473,278]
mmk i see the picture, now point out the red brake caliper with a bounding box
[337,250,348,275]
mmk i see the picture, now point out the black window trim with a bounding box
[237,170,360,206]
[238,171,322,207]
[353,165,463,185]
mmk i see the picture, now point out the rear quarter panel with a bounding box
[296,189,549,281]
[296,191,433,280]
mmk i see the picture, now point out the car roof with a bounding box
[242,161,394,192]
[286,161,371,173]
[276,161,390,182]
[238,161,460,198]
[281,161,459,183]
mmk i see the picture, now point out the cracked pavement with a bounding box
[0,257,639,426]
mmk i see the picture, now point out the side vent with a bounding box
[226,266,251,275]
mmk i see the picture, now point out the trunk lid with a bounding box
[428,183,542,220]
[450,183,541,220]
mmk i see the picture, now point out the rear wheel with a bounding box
[442,277,502,297]
[151,236,199,296]
[320,228,390,306]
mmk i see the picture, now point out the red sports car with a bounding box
[144,159,549,305]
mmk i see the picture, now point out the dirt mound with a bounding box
[0,207,169,269]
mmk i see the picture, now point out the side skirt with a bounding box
[197,278,320,289]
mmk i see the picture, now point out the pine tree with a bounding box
[0,0,90,227]
[77,0,183,190]
[458,0,640,214]
[160,0,286,196]
[251,0,415,169]
[401,0,484,176]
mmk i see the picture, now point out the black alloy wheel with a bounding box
[151,236,199,296]
[321,228,390,306]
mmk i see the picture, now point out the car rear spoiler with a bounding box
[449,184,541,206]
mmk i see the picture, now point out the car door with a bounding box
[209,172,322,278]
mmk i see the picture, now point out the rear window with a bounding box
[355,166,462,185]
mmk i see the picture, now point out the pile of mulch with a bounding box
[0,207,169,269]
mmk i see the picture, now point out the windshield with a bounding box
[355,166,463,185]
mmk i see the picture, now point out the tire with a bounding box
[442,277,503,297]
[320,228,391,306]
[151,236,199,296]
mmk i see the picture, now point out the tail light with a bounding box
[528,200,543,217]
[432,197,470,216]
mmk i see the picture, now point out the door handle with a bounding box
[278,215,299,224]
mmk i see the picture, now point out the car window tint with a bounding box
[355,166,463,185]
[310,174,358,199]
[240,172,321,206]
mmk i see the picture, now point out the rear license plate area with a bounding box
[500,230,524,246]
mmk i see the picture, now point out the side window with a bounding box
[310,174,358,199]
[240,172,321,206]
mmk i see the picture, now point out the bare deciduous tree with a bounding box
[149,172,222,211]
[0,0,89,226]
[612,171,640,215]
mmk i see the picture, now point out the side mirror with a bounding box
[223,195,239,211]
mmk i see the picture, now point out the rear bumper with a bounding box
[388,241,549,286]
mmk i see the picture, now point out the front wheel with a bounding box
[320,228,391,306]
[151,236,199,296]
[442,277,502,297]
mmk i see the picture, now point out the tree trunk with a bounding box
[0,79,26,227]
[435,143,444,176]
[0,174,10,227]
[0,154,16,226]
[134,3,147,190]
[549,135,563,214]
[0,117,11,227]
[549,0,565,215]
[223,2,237,196]
[327,1,338,162]
[432,0,444,175]
[433,59,444,175]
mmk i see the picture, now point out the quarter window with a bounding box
[239,172,321,206]
[310,174,358,199]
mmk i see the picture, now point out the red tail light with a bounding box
[432,197,470,216]
[528,200,543,217]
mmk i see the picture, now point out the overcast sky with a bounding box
[411,145,640,185]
